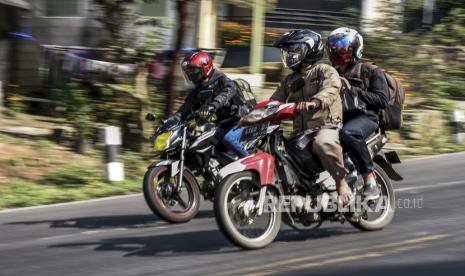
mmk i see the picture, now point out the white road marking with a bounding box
[39,234,76,241]
[81,230,108,235]
[395,180,465,192]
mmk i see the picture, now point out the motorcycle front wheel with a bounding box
[214,171,281,249]
[143,165,200,223]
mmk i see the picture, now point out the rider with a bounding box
[271,29,353,205]
[326,27,389,200]
[165,50,249,158]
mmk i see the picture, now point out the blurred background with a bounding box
[0,0,464,209]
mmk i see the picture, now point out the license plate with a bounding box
[240,123,269,142]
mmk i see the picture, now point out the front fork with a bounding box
[256,186,268,216]
[176,126,188,193]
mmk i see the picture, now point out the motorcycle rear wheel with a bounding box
[143,166,200,223]
[350,163,395,231]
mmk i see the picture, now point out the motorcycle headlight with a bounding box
[154,131,173,152]
[242,106,278,124]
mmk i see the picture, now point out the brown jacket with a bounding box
[271,63,343,132]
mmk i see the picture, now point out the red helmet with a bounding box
[181,51,214,84]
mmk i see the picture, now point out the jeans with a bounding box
[222,126,249,158]
[340,114,379,174]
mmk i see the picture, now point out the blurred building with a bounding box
[0,0,199,90]
[0,0,31,88]
[0,0,449,90]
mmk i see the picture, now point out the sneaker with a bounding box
[363,182,380,200]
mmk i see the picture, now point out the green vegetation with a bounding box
[0,132,148,210]
[361,0,465,107]
[0,178,141,209]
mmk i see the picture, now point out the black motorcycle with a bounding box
[143,108,260,223]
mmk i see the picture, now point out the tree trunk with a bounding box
[135,65,152,153]
[165,0,188,118]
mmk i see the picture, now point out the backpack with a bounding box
[354,62,406,131]
[233,78,257,110]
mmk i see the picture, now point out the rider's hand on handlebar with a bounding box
[199,104,215,119]
[296,99,320,112]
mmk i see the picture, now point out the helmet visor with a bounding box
[326,38,353,65]
[182,66,205,84]
[326,37,353,56]
[280,44,308,69]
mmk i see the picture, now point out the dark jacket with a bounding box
[270,63,342,132]
[342,61,389,120]
[175,69,244,121]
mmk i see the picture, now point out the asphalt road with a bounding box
[1,152,465,276]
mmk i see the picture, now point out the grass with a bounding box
[398,141,465,159]
[0,132,148,210]
[0,178,142,209]
[0,155,148,210]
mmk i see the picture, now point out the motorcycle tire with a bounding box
[350,163,395,231]
[143,165,200,223]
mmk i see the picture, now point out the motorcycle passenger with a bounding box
[271,29,353,205]
[326,27,389,200]
[165,50,249,158]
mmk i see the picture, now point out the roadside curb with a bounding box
[402,151,465,163]
[0,193,142,214]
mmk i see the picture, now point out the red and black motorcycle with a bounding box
[214,100,403,249]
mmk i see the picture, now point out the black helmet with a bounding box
[273,29,324,69]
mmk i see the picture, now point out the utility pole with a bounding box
[198,0,217,49]
[250,0,265,75]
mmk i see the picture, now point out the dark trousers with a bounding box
[340,114,379,174]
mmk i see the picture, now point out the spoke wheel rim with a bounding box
[360,170,391,225]
[153,169,194,214]
[224,176,277,242]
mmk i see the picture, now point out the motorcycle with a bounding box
[214,100,403,249]
[143,109,261,223]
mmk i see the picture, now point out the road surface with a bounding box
[1,152,465,276]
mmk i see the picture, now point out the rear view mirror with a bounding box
[145,113,157,121]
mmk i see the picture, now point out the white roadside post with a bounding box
[451,110,465,144]
[103,126,124,182]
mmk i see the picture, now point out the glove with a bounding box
[296,100,320,112]
[199,104,215,119]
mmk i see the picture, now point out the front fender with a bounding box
[148,160,180,177]
[219,152,275,185]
